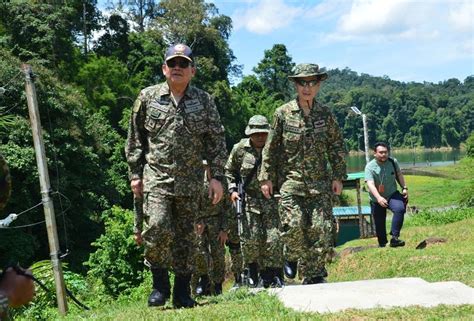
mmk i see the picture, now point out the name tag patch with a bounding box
[149,101,170,114]
[285,119,302,133]
[184,99,204,113]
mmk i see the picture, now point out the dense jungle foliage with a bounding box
[0,1,472,313]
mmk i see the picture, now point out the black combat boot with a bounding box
[248,263,259,287]
[259,269,273,288]
[270,267,284,288]
[231,273,243,289]
[173,274,197,308]
[284,261,297,279]
[213,282,223,295]
[148,267,170,307]
[195,275,211,296]
[302,276,327,285]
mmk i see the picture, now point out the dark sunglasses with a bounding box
[295,79,320,87]
[166,59,191,68]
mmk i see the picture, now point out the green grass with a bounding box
[41,216,473,321]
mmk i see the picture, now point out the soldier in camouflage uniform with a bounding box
[125,44,228,308]
[226,208,244,288]
[0,153,11,212]
[192,161,229,296]
[225,115,284,288]
[259,64,347,284]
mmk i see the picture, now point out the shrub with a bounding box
[85,206,144,297]
[405,207,474,227]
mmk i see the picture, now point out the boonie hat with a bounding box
[164,43,193,62]
[288,63,328,81]
[245,115,270,136]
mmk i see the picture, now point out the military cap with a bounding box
[245,115,270,136]
[288,63,328,81]
[164,43,193,62]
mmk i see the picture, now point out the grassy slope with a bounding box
[56,217,474,321]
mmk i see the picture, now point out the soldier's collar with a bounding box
[243,138,252,148]
[159,82,196,99]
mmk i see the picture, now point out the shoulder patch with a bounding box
[133,99,142,113]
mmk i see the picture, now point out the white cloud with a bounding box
[448,1,474,32]
[337,0,427,37]
[232,0,303,34]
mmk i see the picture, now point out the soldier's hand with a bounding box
[130,179,143,199]
[217,231,228,246]
[195,222,205,235]
[209,179,223,205]
[260,180,273,199]
[134,232,143,246]
[332,180,343,195]
[230,192,240,203]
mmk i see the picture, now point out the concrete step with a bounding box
[264,277,474,313]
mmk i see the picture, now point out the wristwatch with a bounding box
[402,186,408,190]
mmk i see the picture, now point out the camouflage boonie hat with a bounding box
[245,115,270,136]
[288,63,328,81]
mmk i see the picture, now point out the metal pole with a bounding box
[22,64,68,315]
[362,113,369,164]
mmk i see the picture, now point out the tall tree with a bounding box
[253,44,295,101]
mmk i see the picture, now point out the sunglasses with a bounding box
[295,79,320,87]
[166,59,191,68]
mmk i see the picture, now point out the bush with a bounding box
[466,132,474,158]
[405,207,474,227]
[85,206,144,297]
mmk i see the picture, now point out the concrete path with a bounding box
[263,278,474,313]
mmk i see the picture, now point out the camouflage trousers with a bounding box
[192,215,226,285]
[227,215,243,275]
[279,191,337,279]
[240,195,283,268]
[142,192,197,275]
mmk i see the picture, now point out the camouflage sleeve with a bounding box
[125,96,147,180]
[0,154,12,211]
[225,144,240,193]
[258,110,283,183]
[133,196,144,234]
[203,95,227,179]
[219,199,232,232]
[326,112,347,181]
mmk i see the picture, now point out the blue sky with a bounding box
[212,0,474,83]
[99,0,474,83]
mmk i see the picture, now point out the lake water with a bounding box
[347,149,466,172]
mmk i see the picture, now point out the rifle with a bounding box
[235,176,245,237]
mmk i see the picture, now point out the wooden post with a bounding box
[22,64,68,315]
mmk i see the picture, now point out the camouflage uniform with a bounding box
[225,117,283,277]
[192,176,229,291]
[226,207,243,278]
[125,81,227,276]
[0,153,11,212]
[259,64,347,280]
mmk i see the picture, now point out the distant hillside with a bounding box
[318,68,473,150]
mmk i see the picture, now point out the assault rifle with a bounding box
[235,176,245,237]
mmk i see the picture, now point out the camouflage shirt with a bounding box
[125,82,227,196]
[0,153,11,211]
[258,99,347,196]
[225,138,264,198]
